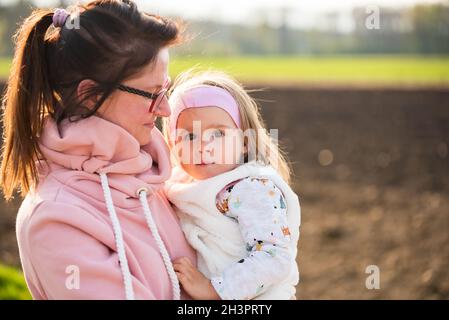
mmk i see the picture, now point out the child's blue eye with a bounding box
[213,129,225,138]
[184,133,197,141]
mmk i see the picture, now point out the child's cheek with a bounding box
[222,135,244,165]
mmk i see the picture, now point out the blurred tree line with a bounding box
[0,0,448,57]
[175,3,449,55]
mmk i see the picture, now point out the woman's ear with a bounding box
[77,79,98,109]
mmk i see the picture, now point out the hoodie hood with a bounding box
[38,115,172,198]
[33,115,182,300]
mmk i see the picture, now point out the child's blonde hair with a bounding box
[162,69,292,184]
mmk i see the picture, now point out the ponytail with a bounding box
[1,9,54,200]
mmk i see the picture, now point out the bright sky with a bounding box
[4,0,447,31]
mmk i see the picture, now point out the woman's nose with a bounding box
[154,97,171,117]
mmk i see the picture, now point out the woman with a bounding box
[0,0,195,299]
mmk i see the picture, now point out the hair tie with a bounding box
[53,8,70,28]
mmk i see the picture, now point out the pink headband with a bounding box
[168,85,241,141]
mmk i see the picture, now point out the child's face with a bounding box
[174,106,245,180]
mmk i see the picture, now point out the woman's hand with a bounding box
[173,257,221,300]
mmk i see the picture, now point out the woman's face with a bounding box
[97,48,171,146]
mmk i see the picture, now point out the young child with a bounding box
[163,70,301,300]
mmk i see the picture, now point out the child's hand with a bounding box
[173,257,221,300]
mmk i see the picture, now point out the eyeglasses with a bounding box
[116,77,171,113]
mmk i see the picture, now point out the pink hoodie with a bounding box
[16,115,196,300]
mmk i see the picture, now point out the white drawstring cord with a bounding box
[138,188,181,300]
[100,172,180,300]
[99,172,135,300]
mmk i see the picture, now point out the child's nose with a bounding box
[200,140,214,155]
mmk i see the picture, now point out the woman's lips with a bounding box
[197,161,215,166]
[144,122,155,129]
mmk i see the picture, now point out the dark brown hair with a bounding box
[1,0,182,200]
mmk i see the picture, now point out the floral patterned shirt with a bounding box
[211,176,293,300]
